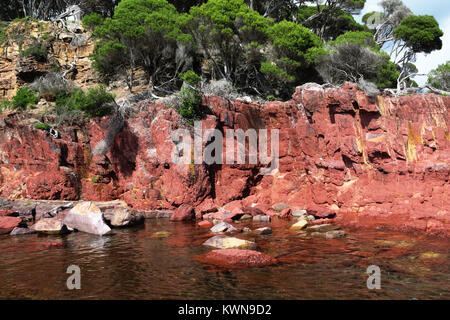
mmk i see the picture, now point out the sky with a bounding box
[357,0,450,86]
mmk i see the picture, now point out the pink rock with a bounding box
[170,204,195,222]
[0,216,22,234]
[198,220,213,228]
[194,249,278,269]
[279,208,292,219]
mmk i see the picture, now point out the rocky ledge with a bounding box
[0,83,449,236]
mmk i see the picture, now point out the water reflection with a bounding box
[0,219,448,299]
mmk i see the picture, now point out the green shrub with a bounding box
[0,23,9,45]
[55,86,115,118]
[175,86,202,125]
[82,13,104,30]
[12,88,39,110]
[34,122,51,130]
[0,99,12,112]
[180,70,201,87]
[22,41,47,61]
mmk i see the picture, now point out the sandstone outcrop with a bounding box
[0,82,449,235]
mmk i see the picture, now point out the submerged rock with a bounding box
[306,224,340,232]
[31,218,69,235]
[151,231,171,238]
[311,230,348,239]
[63,202,111,236]
[195,249,278,269]
[203,235,258,250]
[10,227,37,236]
[255,227,272,235]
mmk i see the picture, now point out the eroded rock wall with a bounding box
[0,83,449,235]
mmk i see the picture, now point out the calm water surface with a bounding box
[0,218,449,299]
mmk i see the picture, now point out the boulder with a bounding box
[210,221,238,234]
[195,249,278,269]
[0,216,22,235]
[30,218,69,235]
[10,227,37,236]
[289,219,308,230]
[292,210,308,217]
[63,202,111,236]
[203,235,258,250]
[170,204,195,222]
[104,208,144,227]
[253,215,271,222]
[198,220,213,228]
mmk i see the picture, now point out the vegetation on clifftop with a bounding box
[0,0,447,123]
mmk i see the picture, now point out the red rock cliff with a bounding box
[0,83,449,235]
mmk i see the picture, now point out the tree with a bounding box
[0,1,121,21]
[91,0,191,92]
[391,15,443,92]
[363,1,443,93]
[363,0,412,48]
[245,0,307,21]
[317,31,398,89]
[187,0,271,89]
[262,20,325,96]
[167,0,207,12]
[299,0,366,40]
[427,61,450,92]
[77,0,121,17]
[299,4,364,40]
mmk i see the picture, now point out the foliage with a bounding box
[82,12,104,29]
[21,40,48,61]
[180,70,202,86]
[91,0,191,91]
[55,86,115,118]
[0,23,9,46]
[29,73,74,99]
[299,5,365,41]
[34,122,52,130]
[12,88,40,110]
[0,99,12,113]
[90,40,127,74]
[427,61,450,92]
[393,15,443,54]
[331,31,378,48]
[175,85,203,125]
[188,0,271,86]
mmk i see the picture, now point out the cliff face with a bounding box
[0,21,97,99]
[0,83,449,235]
